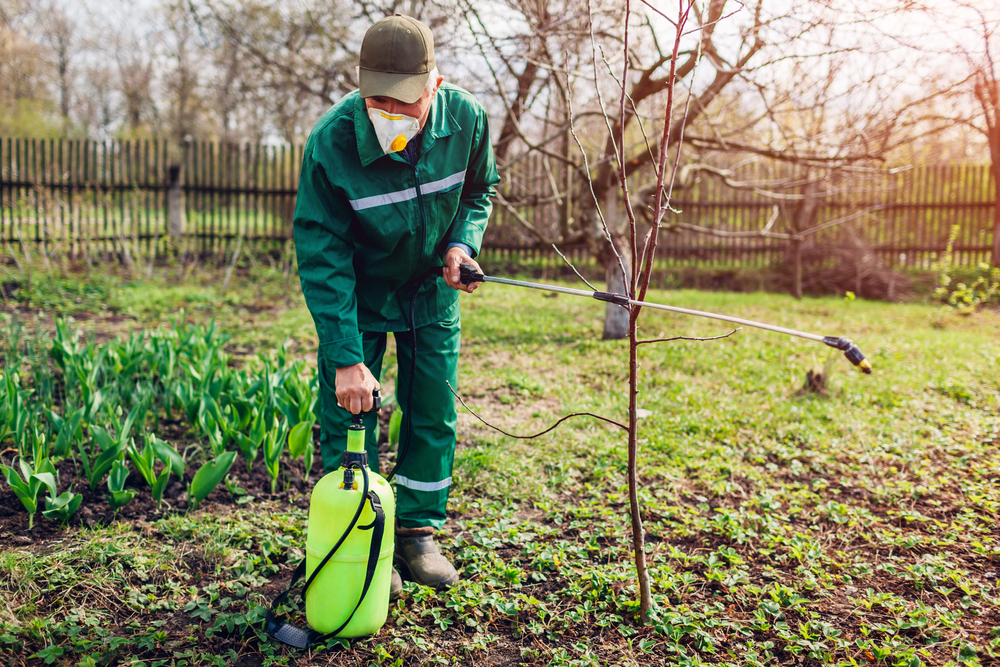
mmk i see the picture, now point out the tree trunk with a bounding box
[601,186,631,339]
[602,250,631,339]
[974,75,999,267]
[992,171,1000,268]
[792,238,803,300]
[627,310,651,620]
[990,133,1000,268]
[790,171,821,298]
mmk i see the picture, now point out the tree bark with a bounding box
[602,248,631,339]
[601,187,631,339]
[992,162,1000,268]
[973,74,999,266]
[988,124,1000,267]
[627,309,651,618]
[792,238,803,300]
[789,172,822,298]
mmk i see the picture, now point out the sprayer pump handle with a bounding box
[349,388,382,426]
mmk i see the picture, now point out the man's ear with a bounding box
[435,76,444,91]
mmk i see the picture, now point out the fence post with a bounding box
[168,163,184,241]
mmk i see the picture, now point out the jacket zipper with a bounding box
[404,163,428,331]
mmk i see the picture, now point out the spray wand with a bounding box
[446,263,872,374]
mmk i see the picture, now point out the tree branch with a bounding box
[637,328,741,346]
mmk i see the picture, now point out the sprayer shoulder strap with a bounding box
[265,491,385,649]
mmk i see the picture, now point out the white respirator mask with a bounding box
[367,108,421,154]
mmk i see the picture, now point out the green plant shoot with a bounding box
[263,420,289,494]
[287,417,316,482]
[1,458,57,530]
[188,450,237,509]
[107,460,136,512]
[41,490,82,525]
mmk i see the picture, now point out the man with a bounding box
[293,13,498,598]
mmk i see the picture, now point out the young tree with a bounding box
[556,0,743,619]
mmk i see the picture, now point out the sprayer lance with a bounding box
[445,264,872,374]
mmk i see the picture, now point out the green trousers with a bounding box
[317,310,460,529]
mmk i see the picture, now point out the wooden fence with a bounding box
[488,157,998,270]
[0,137,995,268]
[0,138,299,259]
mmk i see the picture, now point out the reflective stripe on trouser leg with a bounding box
[393,310,460,529]
[318,332,387,474]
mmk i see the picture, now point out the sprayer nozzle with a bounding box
[822,336,873,374]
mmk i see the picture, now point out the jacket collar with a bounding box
[354,89,462,168]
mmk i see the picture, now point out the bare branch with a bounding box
[637,328,741,346]
[493,192,553,245]
[551,243,599,291]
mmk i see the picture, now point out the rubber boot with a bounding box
[395,528,458,590]
[390,567,402,600]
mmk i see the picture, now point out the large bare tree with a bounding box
[186,0,360,143]
[964,7,1000,265]
[30,0,78,133]
[0,0,58,135]
[478,0,992,323]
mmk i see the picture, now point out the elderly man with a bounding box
[293,14,498,597]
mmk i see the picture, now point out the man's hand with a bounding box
[443,246,483,293]
[335,363,380,414]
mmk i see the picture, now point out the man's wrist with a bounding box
[446,242,473,257]
[337,362,364,372]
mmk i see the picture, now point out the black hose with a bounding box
[385,279,421,482]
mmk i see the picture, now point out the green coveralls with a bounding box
[293,84,499,529]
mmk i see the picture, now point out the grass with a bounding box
[1,259,998,666]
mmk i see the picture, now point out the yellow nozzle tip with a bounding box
[859,359,872,374]
[390,135,408,152]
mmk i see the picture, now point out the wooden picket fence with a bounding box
[0,138,299,260]
[0,137,995,268]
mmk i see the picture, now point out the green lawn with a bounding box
[1,261,998,666]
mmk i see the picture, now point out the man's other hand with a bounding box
[444,246,483,293]
[335,363,380,414]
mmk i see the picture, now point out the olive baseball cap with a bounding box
[358,14,436,105]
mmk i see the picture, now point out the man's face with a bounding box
[364,76,444,131]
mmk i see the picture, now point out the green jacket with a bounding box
[294,84,499,369]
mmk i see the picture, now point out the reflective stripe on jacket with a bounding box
[294,84,499,368]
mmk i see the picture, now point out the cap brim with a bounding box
[359,69,427,105]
